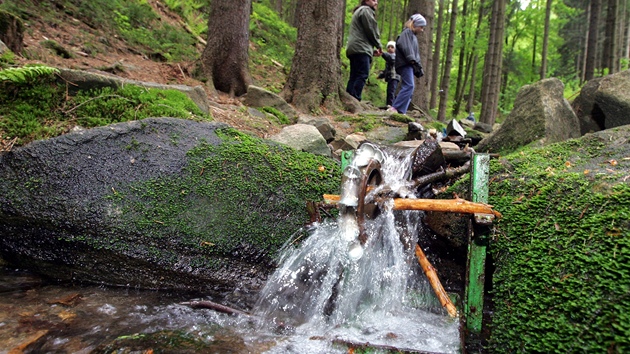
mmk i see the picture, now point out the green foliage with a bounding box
[112,4,198,61]
[1,0,199,62]
[109,128,341,257]
[261,106,290,125]
[0,74,210,146]
[68,85,210,127]
[163,0,206,37]
[335,114,381,133]
[250,2,296,69]
[0,50,16,68]
[389,113,413,123]
[248,2,296,93]
[0,65,59,83]
[485,138,630,352]
[41,40,74,59]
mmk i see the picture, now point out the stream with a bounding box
[1,143,462,353]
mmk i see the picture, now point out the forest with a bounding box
[1,0,628,127]
[161,0,629,126]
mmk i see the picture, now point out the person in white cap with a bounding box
[387,13,426,115]
[379,41,400,107]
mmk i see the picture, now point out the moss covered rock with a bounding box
[0,117,341,301]
[485,126,630,352]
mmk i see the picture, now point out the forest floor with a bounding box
[11,0,366,140]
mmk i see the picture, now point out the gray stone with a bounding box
[0,118,339,297]
[57,69,211,114]
[476,78,580,153]
[298,115,336,142]
[269,124,331,157]
[242,85,299,122]
[572,70,630,134]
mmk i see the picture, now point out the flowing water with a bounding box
[0,145,460,353]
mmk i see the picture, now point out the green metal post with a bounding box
[341,150,354,171]
[465,153,491,333]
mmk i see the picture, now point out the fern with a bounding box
[0,65,59,83]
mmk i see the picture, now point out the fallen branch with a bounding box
[408,161,471,191]
[391,198,502,218]
[322,195,501,219]
[180,300,250,316]
[9,330,49,354]
[331,337,443,353]
[415,244,458,318]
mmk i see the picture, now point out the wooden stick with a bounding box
[331,337,442,353]
[181,300,250,316]
[391,198,502,218]
[322,195,502,219]
[415,244,458,318]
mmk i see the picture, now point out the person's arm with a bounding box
[358,7,382,50]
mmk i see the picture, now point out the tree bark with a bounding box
[585,0,601,81]
[430,0,446,110]
[451,0,470,117]
[201,0,252,97]
[603,0,618,74]
[408,0,435,112]
[479,0,506,126]
[540,0,553,79]
[281,0,351,113]
[437,0,458,122]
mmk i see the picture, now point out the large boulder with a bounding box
[0,118,340,299]
[476,78,580,153]
[572,69,630,134]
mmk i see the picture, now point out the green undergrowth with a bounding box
[335,114,383,133]
[477,137,630,352]
[249,2,296,93]
[0,73,211,146]
[108,128,341,266]
[0,0,199,61]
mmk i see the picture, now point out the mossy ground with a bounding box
[471,130,630,352]
[107,128,341,268]
[0,74,211,147]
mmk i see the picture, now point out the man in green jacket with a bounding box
[345,0,382,101]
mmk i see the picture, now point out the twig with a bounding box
[331,337,443,354]
[63,95,134,114]
[181,300,251,316]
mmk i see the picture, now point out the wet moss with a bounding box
[474,134,630,352]
[107,128,341,267]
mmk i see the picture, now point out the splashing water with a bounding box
[253,146,461,353]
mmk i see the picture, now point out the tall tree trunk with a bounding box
[408,0,435,112]
[201,0,252,97]
[479,0,506,126]
[281,0,351,113]
[430,0,446,110]
[466,53,479,113]
[437,0,458,122]
[585,0,601,80]
[540,0,553,79]
[388,0,396,40]
[452,0,470,117]
[603,0,618,74]
[616,0,626,71]
[466,0,487,115]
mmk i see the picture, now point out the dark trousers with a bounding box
[346,53,372,101]
[386,78,399,106]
